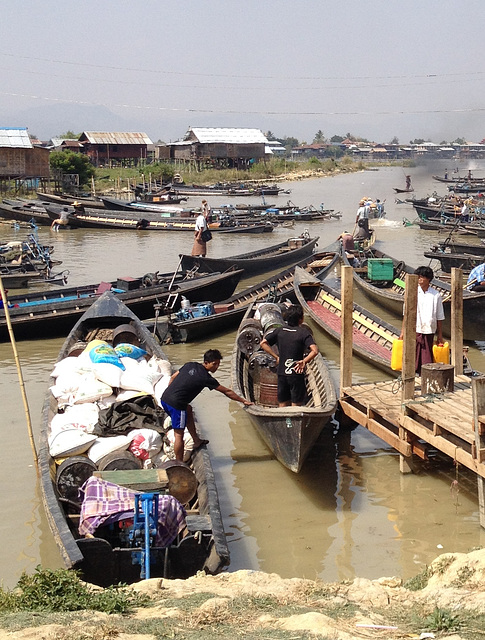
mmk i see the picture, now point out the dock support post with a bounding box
[400,274,418,473]
[472,376,485,528]
[340,265,353,394]
[451,267,464,375]
[401,274,418,403]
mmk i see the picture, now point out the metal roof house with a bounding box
[168,127,269,169]
[78,131,153,167]
[0,127,50,187]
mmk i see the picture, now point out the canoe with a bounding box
[0,268,242,341]
[230,302,337,473]
[423,249,483,273]
[294,265,401,375]
[180,235,319,276]
[160,249,340,343]
[0,200,51,226]
[37,192,107,209]
[341,247,485,342]
[100,196,190,213]
[394,187,414,193]
[38,291,229,586]
[44,207,274,233]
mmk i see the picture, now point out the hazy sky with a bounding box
[1,0,485,144]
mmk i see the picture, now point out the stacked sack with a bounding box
[48,339,194,469]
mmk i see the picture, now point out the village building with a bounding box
[167,127,268,169]
[78,131,153,167]
[0,127,50,193]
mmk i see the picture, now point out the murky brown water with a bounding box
[1,161,485,588]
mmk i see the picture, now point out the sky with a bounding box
[1,0,485,145]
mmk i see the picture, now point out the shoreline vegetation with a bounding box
[0,548,484,639]
[94,157,416,195]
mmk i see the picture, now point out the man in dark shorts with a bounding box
[260,305,319,407]
[161,348,252,461]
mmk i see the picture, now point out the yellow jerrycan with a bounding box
[433,341,450,364]
[391,339,403,371]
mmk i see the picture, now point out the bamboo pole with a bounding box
[0,276,38,467]
[402,273,418,402]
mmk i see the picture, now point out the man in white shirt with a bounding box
[399,266,445,374]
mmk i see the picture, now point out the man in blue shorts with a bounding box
[260,305,319,407]
[161,348,252,461]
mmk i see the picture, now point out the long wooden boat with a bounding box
[424,249,483,273]
[100,196,191,213]
[394,187,414,193]
[437,240,485,255]
[341,247,485,342]
[39,291,229,586]
[0,200,51,225]
[161,249,340,343]
[0,268,242,341]
[230,303,337,473]
[44,207,274,233]
[433,174,485,184]
[294,266,400,375]
[180,235,319,276]
[37,192,106,209]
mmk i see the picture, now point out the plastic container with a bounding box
[433,341,450,364]
[391,339,403,371]
[367,258,394,281]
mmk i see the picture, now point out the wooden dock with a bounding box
[336,265,485,527]
[340,375,485,479]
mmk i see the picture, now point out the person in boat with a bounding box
[338,231,355,252]
[466,259,485,291]
[406,175,412,190]
[354,218,370,241]
[160,348,252,461]
[444,169,448,180]
[468,169,473,181]
[355,200,370,235]
[260,304,319,407]
[50,206,73,230]
[72,200,85,214]
[191,201,210,257]
[399,266,444,375]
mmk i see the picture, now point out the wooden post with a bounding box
[451,267,464,375]
[340,265,353,394]
[471,376,485,528]
[400,273,418,473]
[402,273,418,402]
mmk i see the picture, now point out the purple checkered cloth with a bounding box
[78,476,186,547]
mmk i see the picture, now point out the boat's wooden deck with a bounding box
[307,300,392,363]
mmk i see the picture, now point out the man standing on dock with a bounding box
[399,266,444,374]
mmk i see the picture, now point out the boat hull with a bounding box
[180,237,319,276]
[38,292,229,586]
[231,303,337,472]
[0,269,242,341]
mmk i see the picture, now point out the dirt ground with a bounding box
[1,548,484,639]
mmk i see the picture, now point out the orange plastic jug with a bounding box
[391,339,403,371]
[433,341,450,364]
